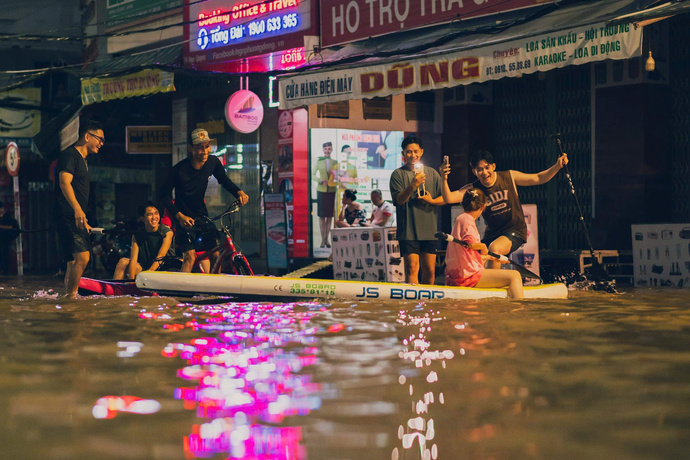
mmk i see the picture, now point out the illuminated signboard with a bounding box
[320,0,556,47]
[184,0,315,69]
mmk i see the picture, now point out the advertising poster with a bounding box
[0,88,41,141]
[310,128,403,258]
[632,224,690,288]
[509,204,539,284]
[264,193,288,269]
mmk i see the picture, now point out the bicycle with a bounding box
[180,200,254,275]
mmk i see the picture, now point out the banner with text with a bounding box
[81,69,175,105]
[321,0,554,47]
[280,22,641,109]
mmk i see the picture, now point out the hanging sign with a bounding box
[81,69,175,105]
[5,142,20,176]
[225,90,264,133]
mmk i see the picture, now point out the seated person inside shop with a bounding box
[113,201,175,279]
[367,189,394,227]
[335,189,369,227]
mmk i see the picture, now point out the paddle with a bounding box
[17,227,50,234]
[551,134,612,285]
[0,227,48,240]
[435,232,542,281]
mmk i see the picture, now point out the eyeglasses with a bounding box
[88,132,105,144]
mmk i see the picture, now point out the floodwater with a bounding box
[1,276,690,460]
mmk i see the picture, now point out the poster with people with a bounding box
[310,129,403,258]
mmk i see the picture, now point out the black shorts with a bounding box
[55,217,91,262]
[175,219,219,254]
[399,240,439,257]
[482,231,526,255]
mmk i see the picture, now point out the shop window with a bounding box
[362,96,393,120]
[317,101,349,119]
[405,91,435,122]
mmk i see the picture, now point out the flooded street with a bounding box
[1,276,690,459]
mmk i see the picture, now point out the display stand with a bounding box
[632,223,690,288]
[331,227,405,282]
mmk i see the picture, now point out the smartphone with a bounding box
[414,163,426,197]
[442,155,449,166]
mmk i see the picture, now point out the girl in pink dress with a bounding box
[445,189,524,299]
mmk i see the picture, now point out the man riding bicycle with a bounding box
[161,128,249,273]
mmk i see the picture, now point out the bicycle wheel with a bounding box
[233,255,254,275]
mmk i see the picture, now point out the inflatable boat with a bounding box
[135,271,568,300]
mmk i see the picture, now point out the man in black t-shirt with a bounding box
[441,150,568,268]
[113,201,174,279]
[54,120,105,298]
[161,128,249,273]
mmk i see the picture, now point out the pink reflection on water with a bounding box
[92,395,161,419]
[158,301,324,459]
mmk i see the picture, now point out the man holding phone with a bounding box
[389,135,445,285]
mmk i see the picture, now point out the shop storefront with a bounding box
[276,0,678,257]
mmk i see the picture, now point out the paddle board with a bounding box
[135,271,568,300]
[79,277,158,297]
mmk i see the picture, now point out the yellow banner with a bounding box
[81,69,175,105]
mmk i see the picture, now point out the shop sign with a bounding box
[225,90,264,133]
[0,88,41,138]
[321,0,555,47]
[60,117,80,152]
[126,126,172,154]
[183,0,315,68]
[81,69,175,106]
[5,142,20,176]
[280,22,641,109]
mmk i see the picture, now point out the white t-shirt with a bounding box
[371,201,395,227]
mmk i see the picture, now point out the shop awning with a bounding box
[90,44,182,76]
[608,0,690,27]
[278,0,659,109]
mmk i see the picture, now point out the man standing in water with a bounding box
[390,135,445,285]
[440,149,568,267]
[162,128,249,273]
[55,120,105,298]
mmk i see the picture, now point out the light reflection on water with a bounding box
[2,278,690,459]
[158,301,323,458]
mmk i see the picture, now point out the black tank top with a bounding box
[473,170,527,242]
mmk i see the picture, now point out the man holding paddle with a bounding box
[440,149,567,268]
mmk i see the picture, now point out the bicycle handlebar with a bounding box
[190,200,243,228]
[211,200,242,222]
